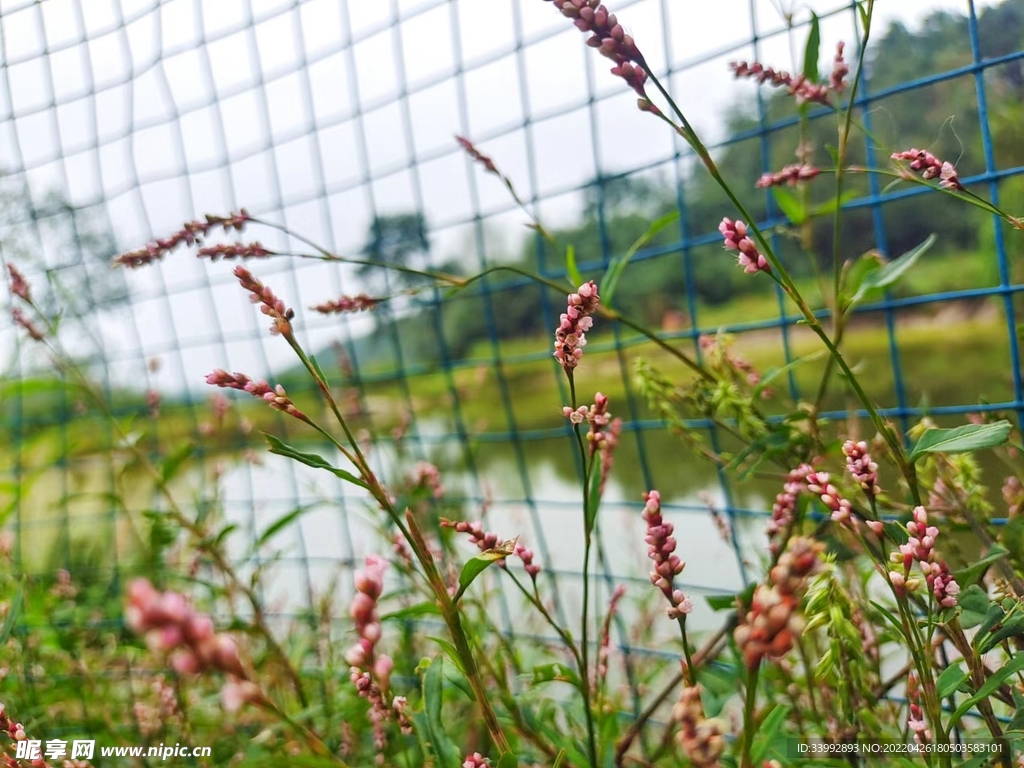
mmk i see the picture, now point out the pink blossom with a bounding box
[6,264,30,303]
[767,465,812,553]
[719,218,770,275]
[805,470,856,529]
[641,491,690,619]
[843,440,880,496]
[730,60,830,105]
[463,754,491,768]
[755,164,820,188]
[205,369,307,421]
[553,281,600,371]
[233,265,294,336]
[113,210,250,268]
[830,42,849,93]
[891,148,964,191]
[197,242,273,261]
[312,294,379,314]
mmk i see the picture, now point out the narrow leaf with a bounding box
[840,251,882,311]
[849,234,936,308]
[426,636,464,673]
[601,211,679,307]
[565,244,583,289]
[751,704,790,764]
[771,187,806,225]
[380,601,442,622]
[453,539,517,603]
[496,753,518,768]
[0,580,24,643]
[531,662,583,691]
[584,461,603,536]
[954,546,1008,586]
[255,505,319,550]
[263,433,368,489]
[937,662,969,699]
[909,421,1012,461]
[308,353,329,383]
[552,749,567,768]
[802,12,821,83]
[423,657,460,767]
[161,443,195,483]
[958,584,990,629]
[948,654,1024,729]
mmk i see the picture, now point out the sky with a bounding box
[0,0,1004,392]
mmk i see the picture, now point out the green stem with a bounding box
[740,665,760,768]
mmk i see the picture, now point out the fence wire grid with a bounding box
[0,0,1022,738]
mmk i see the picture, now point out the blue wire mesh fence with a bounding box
[0,0,1022,736]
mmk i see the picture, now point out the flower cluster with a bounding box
[805,469,855,528]
[891,149,964,191]
[11,306,44,341]
[544,1,648,96]
[455,136,499,175]
[7,264,30,303]
[312,294,379,314]
[698,333,772,395]
[233,266,293,336]
[205,369,307,421]
[755,163,820,188]
[197,242,273,261]
[729,60,830,105]
[734,537,823,670]
[463,754,491,768]
[831,41,849,93]
[596,584,627,684]
[554,281,600,371]
[719,218,769,275]
[890,506,960,607]
[672,685,726,768]
[345,555,392,683]
[113,210,250,268]
[125,579,259,712]
[907,673,931,744]
[563,392,616,454]
[599,417,623,496]
[410,461,444,499]
[767,464,812,554]
[843,440,880,497]
[441,519,540,579]
[641,491,692,619]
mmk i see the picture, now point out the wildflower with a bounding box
[463,754,491,768]
[553,281,600,372]
[455,136,498,175]
[233,265,294,336]
[596,584,626,685]
[564,392,615,454]
[719,218,770,275]
[6,264,30,303]
[893,506,960,607]
[907,673,931,744]
[672,685,726,768]
[113,210,250,268]
[755,164,820,188]
[197,242,273,261]
[805,470,855,528]
[641,491,691,619]
[830,42,849,93]
[734,537,822,669]
[514,543,542,580]
[312,294,379,314]
[891,148,964,191]
[543,1,649,97]
[599,417,622,496]
[11,307,45,341]
[205,369,307,421]
[410,462,444,499]
[842,440,880,497]
[730,60,830,105]
[767,465,812,553]
[345,555,391,683]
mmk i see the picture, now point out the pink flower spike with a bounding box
[312,294,379,314]
[891,148,965,191]
[719,218,770,275]
[233,265,294,336]
[554,280,600,372]
[205,369,307,421]
[197,242,273,261]
[113,210,250,268]
[6,264,30,303]
[830,42,849,93]
[755,164,820,188]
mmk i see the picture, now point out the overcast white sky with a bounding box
[0,0,1003,391]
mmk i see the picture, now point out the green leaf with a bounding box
[849,234,936,309]
[802,12,821,83]
[423,657,460,767]
[958,584,991,629]
[380,601,442,622]
[263,434,368,489]
[531,662,583,691]
[308,353,329,383]
[551,749,567,768]
[909,420,1012,461]
[841,251,882,311]
[161,443,195,483]
[0,579,24,643]
[771,187,806,225]
[976,603,1007,642]
[496,754,518,768]
[937,662,969,699]
[584,460,603,536]
[809,189,859,218]
[705,593,738,611]
[948,654,1024,730]
[954,546,1008,586]
[601,211,679,307]
[254,505,319,550]
[751,704,790,764]
[978,610,1024,654]
[565,244,583,289]
[427,636,464,674]
[453,540,516,603]
[858,0,870,31]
